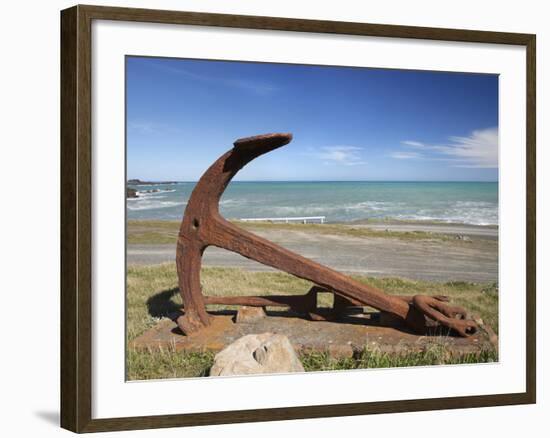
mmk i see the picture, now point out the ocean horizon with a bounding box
[127,181,498,226]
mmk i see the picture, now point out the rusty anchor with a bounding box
[176,133,478,337]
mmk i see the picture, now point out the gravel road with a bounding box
[127,225,498,283]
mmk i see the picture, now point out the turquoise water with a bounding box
[127,181,498,225]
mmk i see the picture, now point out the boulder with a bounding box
[209,333,304,376]
[126,187,138,198]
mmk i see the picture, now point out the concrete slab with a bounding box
[131,311,497,359]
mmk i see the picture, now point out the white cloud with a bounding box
[395,127,498,168]
[443,128,498,168]
[308,146,367,166]
[390,151,421,160]
[401,141,425,148]
[128,120,183,135]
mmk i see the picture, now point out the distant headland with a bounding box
[127,179,180,185]
[127,179,181,199]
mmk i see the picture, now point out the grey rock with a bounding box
[209,333,304,376]
[126,187,138,198]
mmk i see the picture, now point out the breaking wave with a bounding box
[126,181,498,225]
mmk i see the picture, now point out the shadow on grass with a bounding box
[146,288,236,320]
[145,288,414,332]
[146,287,181,319]
[145,288,469,339]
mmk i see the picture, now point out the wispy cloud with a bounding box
[401,141,425,148]
[128,120,183,135]
[441,128,498,168]
[128,121,156,134]
[151,62,278,96]
[392,127,498,168]
[390,151,422,160]
[308,146,367,166]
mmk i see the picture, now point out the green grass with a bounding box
[126,219,461,245]
[127,220,180,245]
[128,349,214,380]
[127,263,498,380]
[128,344,498,381]
[301,346,498,372]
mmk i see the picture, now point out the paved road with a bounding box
[127,227,498,283]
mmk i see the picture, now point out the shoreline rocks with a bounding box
[126,187,138,198]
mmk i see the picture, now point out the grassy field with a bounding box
[127,263,498,380]
[127,219,466,245]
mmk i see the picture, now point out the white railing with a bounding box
[239,216,325,224]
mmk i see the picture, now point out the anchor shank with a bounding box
[209,216,411,320]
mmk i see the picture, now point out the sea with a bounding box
[127,181,498,226]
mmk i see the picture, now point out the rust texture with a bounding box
[176,133,479,337]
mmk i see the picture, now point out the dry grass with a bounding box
[126,219,461,245]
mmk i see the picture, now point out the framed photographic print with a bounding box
[60,4,536,433]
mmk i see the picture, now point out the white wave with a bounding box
[258,201,497,226]
[136,189,176,197]
[265,202,399,217]
[343,201,399,212]
[220,198,248,206]
[393,211,498,226]
[127,200,187,211]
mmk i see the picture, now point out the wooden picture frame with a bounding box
[61,4,536,433]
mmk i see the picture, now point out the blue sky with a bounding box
[126,57,498,181]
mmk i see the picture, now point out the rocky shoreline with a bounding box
[127,178,179,185]
[127,186,168,199]
[127,187,138,198]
